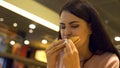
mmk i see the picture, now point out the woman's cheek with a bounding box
[75,35,86,48]
[60,30,64,39]
[76,39,84,48]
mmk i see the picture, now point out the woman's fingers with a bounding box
[68,39,78,51]
[64,39,73,54]
[46,42,65,55]
[46,40,66,55]
[64,39,78,54]
[46,40,66,68]
[46,40,64,52]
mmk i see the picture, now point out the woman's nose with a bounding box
[64,28,72,37]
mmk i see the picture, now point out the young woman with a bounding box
[46,0,120,68]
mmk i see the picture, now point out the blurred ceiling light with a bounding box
[0,0,59,32]
[41,39,48,44]
[24,40,30,45]
[0,18,4,22]
[29,24,36,29]
[13,23,18,27]
[35,50,47,63]
[10,40,15,45]
[29,29,33,33]
[114,36,120,41]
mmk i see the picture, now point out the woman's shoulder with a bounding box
[85,52,119,68]
[93,52,119,67]
[95,52,119,61]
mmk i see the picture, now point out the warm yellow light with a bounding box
[10,40,15,45]
[0,18,4,22]
[24,40,30,45]
[29,24,36,29]
[41,39,48,44]
[35,50,47,63]
[29,29,33,33]
[0,0,59,32]
[13,23,18,27]
[114,36,120,41]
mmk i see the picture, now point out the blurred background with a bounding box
[0,0,120,68]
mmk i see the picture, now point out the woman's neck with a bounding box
[79,48,92,62]
[77,41,92,62]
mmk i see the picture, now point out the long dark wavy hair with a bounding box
[58,0,120,60]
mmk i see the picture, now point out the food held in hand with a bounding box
[70,36,80,43]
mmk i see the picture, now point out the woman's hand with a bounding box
[46,40,65,68]
[62,39,80,68]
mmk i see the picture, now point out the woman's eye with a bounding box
[60,25,65,29]
[60,24,79,29]
[71,24,79,28]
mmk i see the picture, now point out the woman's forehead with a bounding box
[60,11,81,22]
[60,11,87,24]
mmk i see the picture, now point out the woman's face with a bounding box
[60,11,92,47]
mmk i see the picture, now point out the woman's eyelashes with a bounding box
[71,24,80,28]
[60,24,65,29]
[60,24,80,29]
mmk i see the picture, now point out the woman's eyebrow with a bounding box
[60,21,78,24]
[69,21,78,24]
[60,22,64,25]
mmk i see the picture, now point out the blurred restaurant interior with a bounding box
[0,0,120,68]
